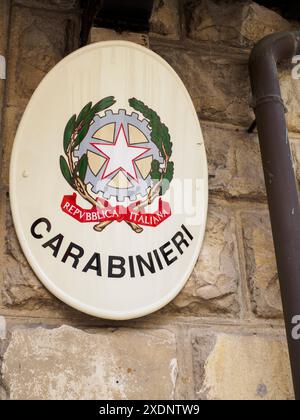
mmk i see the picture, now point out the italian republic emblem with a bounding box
[60,97,174,233]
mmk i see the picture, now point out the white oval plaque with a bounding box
[10,41,208,319]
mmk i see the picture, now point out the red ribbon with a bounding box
[61,193,171,227]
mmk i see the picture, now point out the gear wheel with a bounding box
[74,109,163,202]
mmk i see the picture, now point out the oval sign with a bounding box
[10,41,208,320]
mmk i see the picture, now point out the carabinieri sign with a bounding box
[10,41,208,319]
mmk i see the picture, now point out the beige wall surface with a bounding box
[1,0,300,400]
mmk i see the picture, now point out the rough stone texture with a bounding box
[2,326,177,400]
[13,0,79,10]
[291,138,300,207]
[0,317,6,340]
[152,45,252,127]
[1,106,24,187]
[0,0,298,400]
[281,68,300,135]
[241,212,282,318]
[203,124,265,198]
[0,89,5,142]
[6,5,80,108]
[1,3,81,187]
[186,0,294,48]
[2,194,55,309]
[168,204,240,316]
[291,139,300,193]
[0,1,10,55]
[150,0,181,40]
[0,82,5,135]
[0,314,8,399]
[192,332,293,400]
[0,1,10,132]
[90,27,149,48]
[151,44,300,134]
[0,194,83,316]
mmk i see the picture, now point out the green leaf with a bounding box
[164,161,174,183]
[150,159,161,184]
[60,156,74,188]
[92,96,116,114]
[63,114,76,153]
[78,154,88,182]
[73,122,90,148]
[129,97,174,196]
[76,102,92,125]
[73,96,116,148]
[162,131,172,157]
[129,97,172,159]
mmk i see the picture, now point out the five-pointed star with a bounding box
[91,124,150,180]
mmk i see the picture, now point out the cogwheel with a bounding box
[74,108,163,202]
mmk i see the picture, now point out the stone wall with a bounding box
[0,0,299,400]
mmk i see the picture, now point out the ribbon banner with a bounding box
[61,193,171,227]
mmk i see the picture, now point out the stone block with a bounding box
[281,68,300,134]
[2,325,177,399]
[186,0,294,48]
[192,331,293,400]
[6,5,80,108]
[13,0,79,10]
[0,0,10,56]
[0,0,10,131]
[1,192,76,316]
[241,211,282,318]
[1,106,24,187]
[90,27,149,48]
[151,45,252,126]
[203,124,265,198]
[167,203,240,316]
[150,0,181,40]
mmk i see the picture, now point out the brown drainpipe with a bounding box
[249,31,300,400]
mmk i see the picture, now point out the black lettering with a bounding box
[61,242,84,268]
[128,256,135,278]
[136,253,155,277]
[42,234,63,257]
[82,252,102,276]
[108,256,126,278]
[31,218,51,239]
[181,224,193,241]
[159,241,177,266]
[172,231,189,255]
[153,249,163,270]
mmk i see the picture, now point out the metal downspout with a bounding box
[249,31,300,400]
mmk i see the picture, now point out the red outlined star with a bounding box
[91,124,150,181]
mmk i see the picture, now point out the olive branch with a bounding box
[128,98,174,210]
[60,97,174,234]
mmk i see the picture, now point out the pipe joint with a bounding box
[250,94,288,112]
